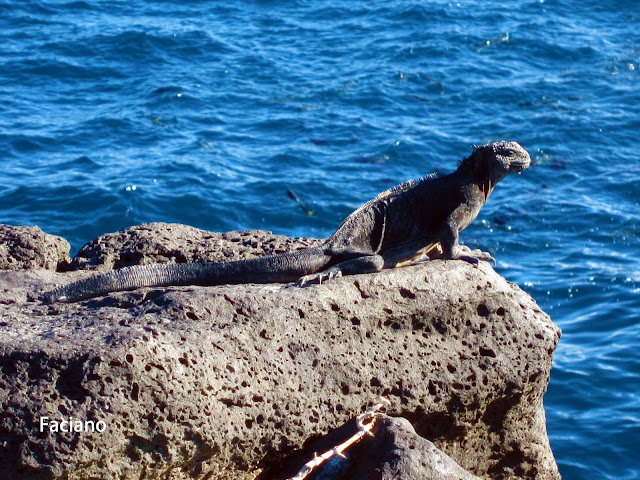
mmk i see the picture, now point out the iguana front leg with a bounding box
[439,220,495,265]
[298,254,385,285]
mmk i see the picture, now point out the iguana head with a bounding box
[462,139,529,179]
[492,141,531,172]
[459,141,531,199]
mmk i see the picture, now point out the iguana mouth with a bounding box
[509,158,531,173]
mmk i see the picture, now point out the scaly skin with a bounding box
[41,141,530,303]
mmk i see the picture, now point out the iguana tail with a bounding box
[41,247,331,303]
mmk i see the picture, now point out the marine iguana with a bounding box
[41,141,530,303]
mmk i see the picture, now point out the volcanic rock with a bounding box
[0,225,70,271]
[0,223,561,480]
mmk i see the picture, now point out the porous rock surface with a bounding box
[69,222,321,271]
[0,223,561,480]
[0,225,70,271]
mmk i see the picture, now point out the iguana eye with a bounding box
[495,143,516,157]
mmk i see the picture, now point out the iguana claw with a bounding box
[298,268,343,286]
[455,249,496,266]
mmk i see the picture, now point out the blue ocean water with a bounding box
[1,0,639,478]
